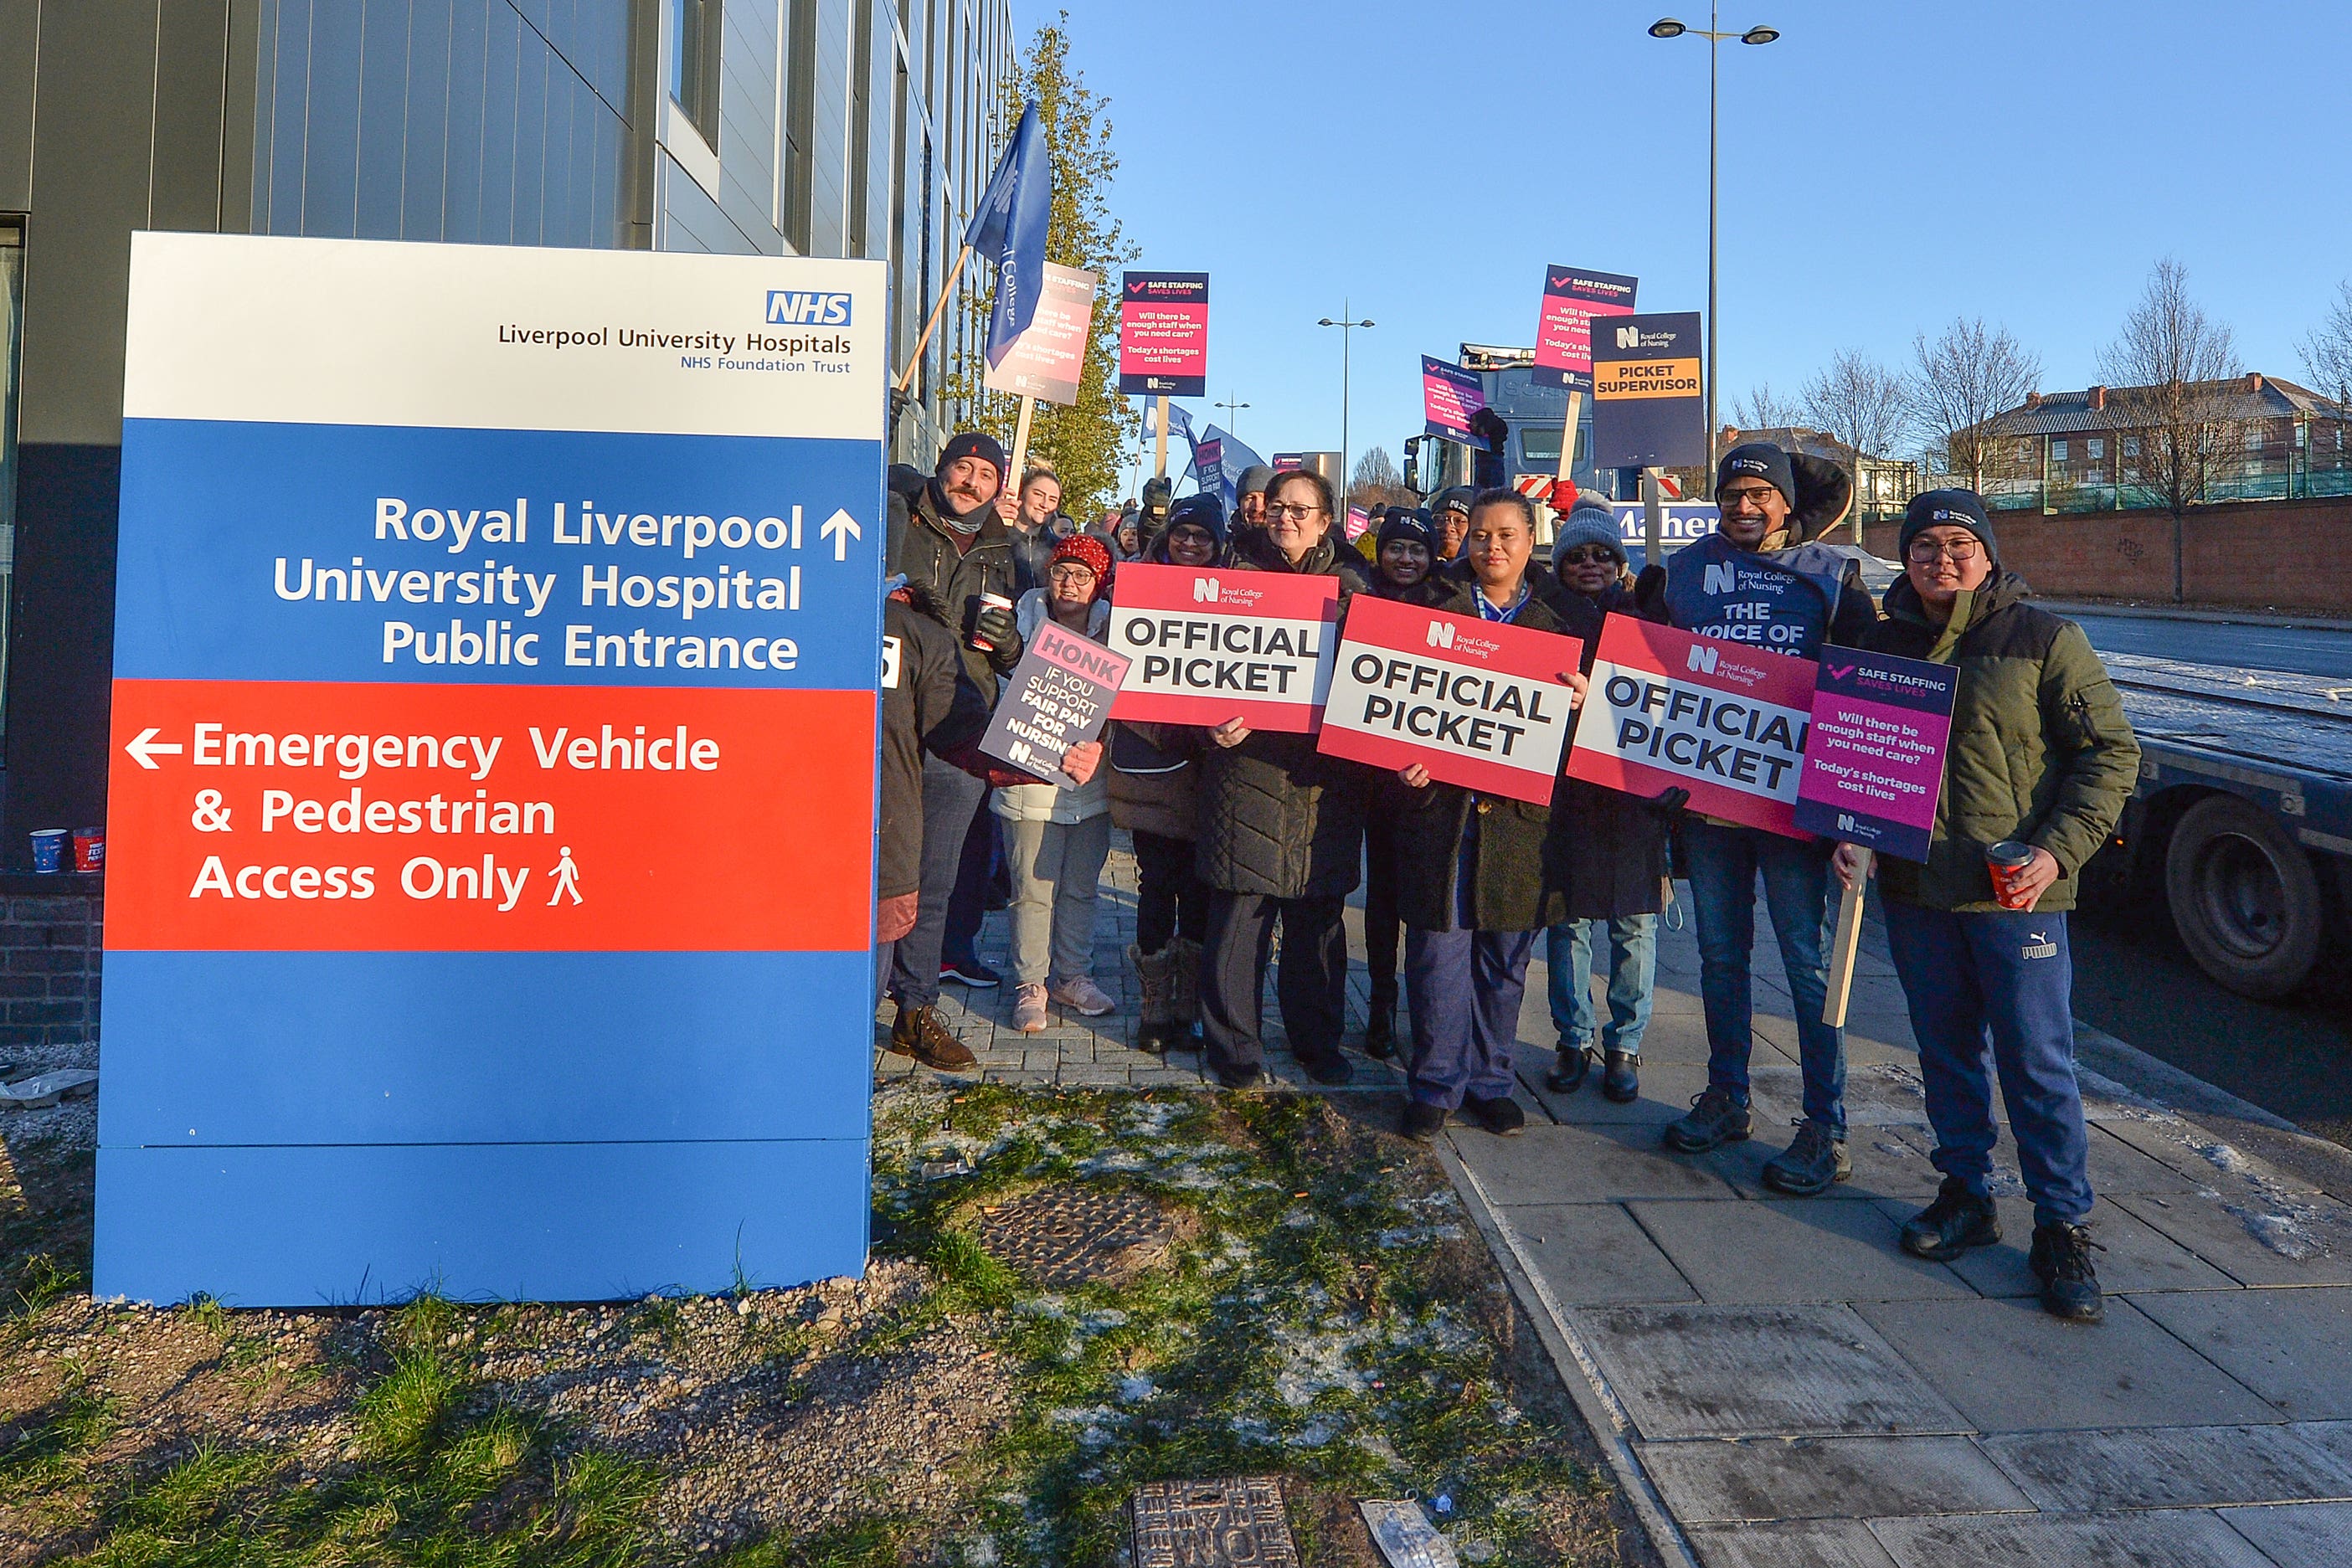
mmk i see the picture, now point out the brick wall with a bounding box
[1860,497,2352,612]
[3,887,103,1050]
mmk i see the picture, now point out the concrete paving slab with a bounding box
[1868,1509,2277,1568]
[1979,1424,2352,1510]
[1686,1518,1899,1567]
[1639,1434,2031,1522]
[1629,1198,1974,1305]
[2113,1190,2352,1288]
[2221,1501,2352,1565]
[1855,1295,2279,1432]
[2295,1420,2352,1474]
[2133,1288,2352,1420]
[1503,1202,1698,1306]
[1876,1196,2241,1298]
[2100,1111,2324,1195]
[1746,1062,1936,1129]
[1700,1127,1950,1204]
[1454,1123,1738,1206]
[1517,1057,1712,1128]
[1570,1302,1968,1439]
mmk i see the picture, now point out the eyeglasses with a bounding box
[1557,547,1618,565]
[1718,484,1781,509]
[1268,503,1325,521]
[1906,538,1982,563]
[1047,563,1099,583]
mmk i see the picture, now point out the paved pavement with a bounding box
[877,834,2352,1566]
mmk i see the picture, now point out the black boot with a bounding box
[1900,1177,2001,1260]
[1364,985,1397,1060]
[1545,1045,1593,1092]
[1602,1051,1640,1103]
[2030,1221,2106,1323]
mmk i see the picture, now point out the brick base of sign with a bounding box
[0,878,105,1051]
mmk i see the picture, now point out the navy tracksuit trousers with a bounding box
[1402,816,1536,1110]
[1881,901,2096,1227]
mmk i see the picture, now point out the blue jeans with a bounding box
[1546,914,1658,1056]
[888,755,988,1010]
[1682,817,1845,1134]
[1404,926,1537,1109]
[1882,902,2095,1227]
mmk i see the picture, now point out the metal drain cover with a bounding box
[975,1184,1173,1288]
[1131,1476,1299,1568]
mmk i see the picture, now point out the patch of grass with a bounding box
[0,1372,116,1499]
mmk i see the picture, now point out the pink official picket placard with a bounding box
[1316,594,1583,805]
[1566,616,1818,837]
[1104,563,1340,733]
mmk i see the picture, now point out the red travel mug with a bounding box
[1984,840,2036,910]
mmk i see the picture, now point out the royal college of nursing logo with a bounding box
[764,290,853,326]
[1427,620,1456,650]
[1686,642,1719,675]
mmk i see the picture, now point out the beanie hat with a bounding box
[1430,486,1475,522]
[1376,507,1435,551]
[1049,532,1113,582]
[1236,465,1276,500]
[939,430,1008,482]
[1716,442,1797,509]
[1551,496,1626,568]
[1166,492,1227,544]
[1898,488,1995,561]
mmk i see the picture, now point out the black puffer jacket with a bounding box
[1389,580,1577,933]
[887,472,1021,691]
[1540,578,1670,921]
[1192,532,1375,899]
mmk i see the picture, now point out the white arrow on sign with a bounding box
[821,507,862,563]
[125,727,183,770]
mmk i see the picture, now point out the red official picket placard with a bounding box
[1104,563,1340,733]
[1566,617,1819,837]
[1316,594,1582,805]
[105,678,876,951]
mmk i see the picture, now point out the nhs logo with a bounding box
[765,290,853,326]
[1686,643,1719,675]
[1427,620,1456,650]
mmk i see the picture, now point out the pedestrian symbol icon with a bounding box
[548,846,583,906]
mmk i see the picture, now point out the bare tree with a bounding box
[1801,351,1912,535]
[1905,317,2041,491]
[1351,446,1402,491]
[1730,381,1801,433]
[2099,258,2240,601]
[2300,279,2352,409]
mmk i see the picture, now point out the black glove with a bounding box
[1647,785,1691,820]
[1633,563,1668,620]
[975,604,1022,665]
[888,388,914,442]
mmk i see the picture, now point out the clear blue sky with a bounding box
[1049,0,2352,481]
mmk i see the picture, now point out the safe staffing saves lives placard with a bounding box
[1793,648,1958,861]
[101,234,888,1307]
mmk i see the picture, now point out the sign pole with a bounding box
[1641,465,1665,571]
[1823,850,1873,1028]
[1547,388,1585,546]
[1153,394,1171,480]
[1008,394,1037,486]
[895,243,974,394]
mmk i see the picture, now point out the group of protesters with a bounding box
[875,428,2140,1325]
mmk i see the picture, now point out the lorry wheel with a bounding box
[2164,794,2324,1000]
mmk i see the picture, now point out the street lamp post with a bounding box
[1647,8,1778,472]
[1214,392,1251,440]
[1318,301,1375,518]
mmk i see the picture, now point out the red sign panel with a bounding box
[1104,563,1338,733]
[1565,617,1818,837]
[106,678,876,951]
[1118,271,1209,397]
[1316,594,1583,805]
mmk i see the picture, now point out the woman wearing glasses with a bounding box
[1191,469,1374,1088]
[1539,496,1670,1107]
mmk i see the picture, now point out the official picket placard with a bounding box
[1105,563,1338,733]
[978,620,1130,776]
[1592,311,1706,469]
[1567,617,1817,837]
[1316,594,1583,805]
[1532,265,1639,392]
[1793,650,1958,861]
[1422,356,1485,442]
[1118,271,1209,396]
[101,233,887,1306]
[982,261,1098,405]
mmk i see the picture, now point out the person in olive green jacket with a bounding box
[1835,488,2139,1324]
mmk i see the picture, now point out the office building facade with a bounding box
[0,0,1014,863]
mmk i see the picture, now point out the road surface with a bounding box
[2070,609,2352,679]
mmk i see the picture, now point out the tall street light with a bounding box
[1215,391,1252,440]
[1318,301,1374,516]
[1648,8,1779,470]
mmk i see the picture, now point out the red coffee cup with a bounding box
[970,591,1013,652]
[1985,840,2035,910]
[71,827,106,873]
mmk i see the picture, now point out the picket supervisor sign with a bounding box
[1566,617,1817,837]
[100,234,887,1305]
[1316,595,1583,805]
[1104,563,1339,733]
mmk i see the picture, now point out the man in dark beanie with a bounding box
[883,429,1023,1070]
[1840,488,2137,1322]
[1650,441,1880,1196]
[1429,486,1475,565]
[1233,465,1277,537]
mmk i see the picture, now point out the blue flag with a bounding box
[966,103,1052,370]
[1189,424,1264,507]
[1145,399,1196,443]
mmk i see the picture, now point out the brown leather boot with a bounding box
[1170,937,1203,1036]
[888,1003,977,1072]
[1130,943,1175,1052]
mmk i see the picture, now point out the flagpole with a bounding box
[896,244,973,395]
[1153,394,1171,480]
[1008,395,1037,489]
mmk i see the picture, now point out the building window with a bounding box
[0,218,19,743]
[781,0,816,253]
[2051,439,2069,462]
[2017,440,2033,463]
[673,0,723,147]
[2123,435,2141,457]
[2087,438,2105,460]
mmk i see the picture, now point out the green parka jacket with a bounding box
[1860,571,2139,913]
